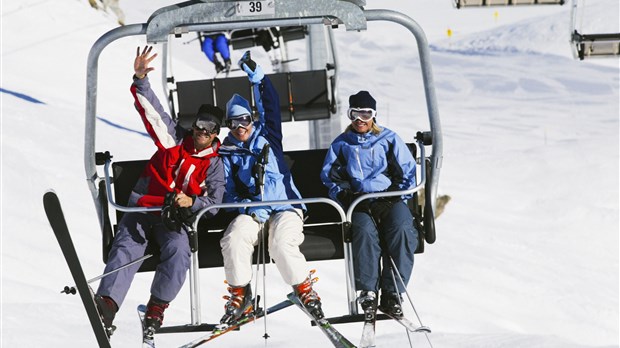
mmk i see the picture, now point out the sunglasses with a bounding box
[226,114,252,129]
[347,108,376,122]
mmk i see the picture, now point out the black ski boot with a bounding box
[293,270,324,320]
[379,292,403,318]
[224,58,232,73]
[94,295,118,337]
[220,283,254,326]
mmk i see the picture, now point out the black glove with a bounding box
[369,198,397,223]
[162,192,181,230]
[176,207,196,225]
[337,189,370,212]
[238,50,257,72]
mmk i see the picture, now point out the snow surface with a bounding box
[1,0,618,347]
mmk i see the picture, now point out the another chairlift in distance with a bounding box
[453,0,564,9]
[569,0,620,60]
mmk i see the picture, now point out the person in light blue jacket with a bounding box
[217,51,324,325]
[321,91,419,318]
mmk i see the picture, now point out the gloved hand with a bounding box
[238,50,264,84]
[162,192,182,230]
[176,207,196,225]
[337,189,370,211]
[370,198,395,223]
[247,206,270,223]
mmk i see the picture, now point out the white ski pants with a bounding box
[220,209,308,287]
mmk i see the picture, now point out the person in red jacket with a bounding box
[94,46,225,339]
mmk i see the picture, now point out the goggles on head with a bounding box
[226,114,252,129]
[347,108,376,122]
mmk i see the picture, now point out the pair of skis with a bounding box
[359,303,431,348]
[177,293,357,348]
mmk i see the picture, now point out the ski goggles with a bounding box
[226,114,253,129]
[347,108,376,122]
[192,119,219,134]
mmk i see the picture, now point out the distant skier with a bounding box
[88,0,126,26]
[201,32,232,74]
[94,46,225,340]
[320,91,419,318]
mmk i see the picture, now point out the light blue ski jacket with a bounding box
[219,77,301,214]
[320,127,416,204]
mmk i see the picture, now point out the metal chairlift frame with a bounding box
[569,0,620,60]
[84,0,442,331]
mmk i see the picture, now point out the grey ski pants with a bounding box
[96,212,191,307]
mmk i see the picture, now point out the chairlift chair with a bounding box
[84,0,443,337]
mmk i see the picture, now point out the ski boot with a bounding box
[219,283,254,326]
[358,290,377,310]
[224,59,232,73]
[214,61,225,74]
[94,295,117,337]
[379,292,403,318]
[143,296,169,338]
[293,270,324,320]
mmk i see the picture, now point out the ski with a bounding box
[287,293,358,348]
[178,295,295,348]
[44,191,112,348]
[138,304,156,348]
[359,300,378,348]
[378,309,431,333]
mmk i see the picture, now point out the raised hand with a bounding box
[134,46,158,78]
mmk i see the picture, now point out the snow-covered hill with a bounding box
[1,0,618,347]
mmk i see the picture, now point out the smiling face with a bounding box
[351,117,374,134]
[230,122,253,142]
[192,127,217,150]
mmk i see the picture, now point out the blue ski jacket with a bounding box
[219,76,304,214]
[320,126,416,205]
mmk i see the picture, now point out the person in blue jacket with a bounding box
[320,91,419,318]
[201,32,232,74]
[217,51,324,325]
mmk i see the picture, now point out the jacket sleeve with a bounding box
[253,76,283,160]
[192,156,226,218]
[130,76,184,151]
[320,139,352,202]
[386,134,417,195]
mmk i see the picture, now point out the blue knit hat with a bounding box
[225,94,252,120]
[349,91,376,110]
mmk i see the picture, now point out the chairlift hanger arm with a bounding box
[145,0,368,44]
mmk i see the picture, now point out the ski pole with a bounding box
[61,254,153,294]
[388,257,433,348]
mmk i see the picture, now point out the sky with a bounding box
[1,0,619,347]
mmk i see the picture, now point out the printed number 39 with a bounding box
[248,1,262,12]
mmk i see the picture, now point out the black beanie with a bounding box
[348,91,376,110]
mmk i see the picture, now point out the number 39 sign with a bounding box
[235,1,276,16]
